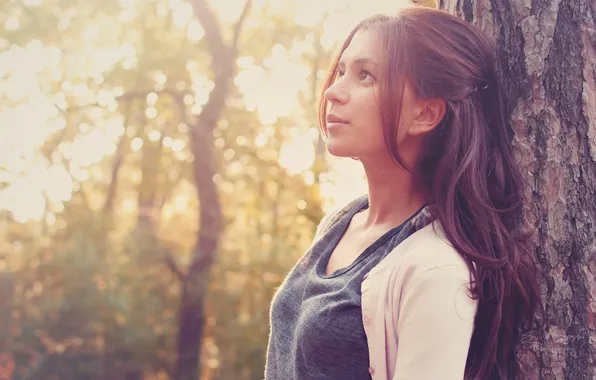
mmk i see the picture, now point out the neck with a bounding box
[359,156,425,228]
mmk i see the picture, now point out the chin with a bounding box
[325,140,357,158]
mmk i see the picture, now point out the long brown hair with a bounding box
[319,7,543,380]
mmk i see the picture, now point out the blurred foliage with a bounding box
[0,0,409,378]
[412,0,438,8]
[0,0,340,379]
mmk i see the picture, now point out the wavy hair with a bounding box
[319,7,543,380]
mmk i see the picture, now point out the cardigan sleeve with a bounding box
[392,265,477,380]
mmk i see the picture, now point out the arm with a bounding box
[392,265,477,380]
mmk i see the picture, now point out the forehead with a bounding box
[340,29,381,63]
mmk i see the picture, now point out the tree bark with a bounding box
[441,0,596,378]
[173,1,252,379]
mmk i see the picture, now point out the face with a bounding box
[323,29,385,160]
[323,29,428,166]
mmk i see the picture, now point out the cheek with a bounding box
[362,94,381,121]
[359,97,385,143]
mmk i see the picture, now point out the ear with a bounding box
[409,98,446,136]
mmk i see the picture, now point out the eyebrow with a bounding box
[338,57,379,69]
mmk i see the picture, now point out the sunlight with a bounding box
[0,0,410,222]
[4,18,19,32]
[265,0,409,209]
[0,187,46,223]
[279,134,315,175]
[172,2,193,28]
[0,19,136,220]
[235,43,310,124]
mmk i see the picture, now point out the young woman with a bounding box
[265,7,542,380]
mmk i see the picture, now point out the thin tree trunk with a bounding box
[173,2,252,379]
[103,100,132,217]
[102,126,127,216]
[441,0,596,378]
[137,130,164,230]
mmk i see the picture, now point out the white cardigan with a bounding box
[315,208,478,380]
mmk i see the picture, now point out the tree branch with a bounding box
[231,0,253,50]
[189,0,227,60]
[164,248,186,280]
[117,88,192,102]
[56,88,192,113]
[102,106,132,215]
[40,118,71,161]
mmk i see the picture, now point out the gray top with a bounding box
[265,196,427,380]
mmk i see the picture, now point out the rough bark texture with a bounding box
[441,0,596,378]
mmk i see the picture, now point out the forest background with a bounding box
[1,0,594,379]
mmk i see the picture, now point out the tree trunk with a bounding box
[441,0,596,378]
[173,2,252,380]
[137,131,164,230]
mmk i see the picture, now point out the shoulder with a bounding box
[364,220,473,302]
[361,222,477,380]
[313,209,337,241]
[313,195,367,240]
[397,223,478,321]
[404,221,470,272]
[391,221,477,318]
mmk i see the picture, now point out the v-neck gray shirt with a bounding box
[265,196,426,380]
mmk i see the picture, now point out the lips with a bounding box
[326,114,349,124]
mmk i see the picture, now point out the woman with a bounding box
[265,7,542,380]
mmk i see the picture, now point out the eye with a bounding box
[337,69,345,78]
[358,70,374,81]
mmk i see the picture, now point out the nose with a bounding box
[324,77,349,105]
